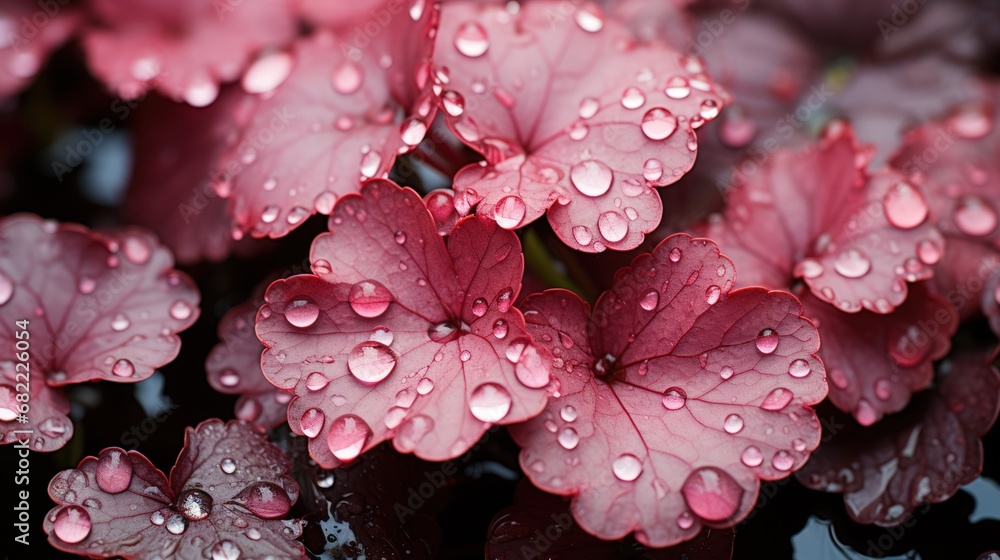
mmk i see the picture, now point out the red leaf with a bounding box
[213,4,439,238]
[797,350,1000,526]
[700,122,944,314]
[509,233,827,547]
[125,88,260,264]
[0,0,80,97]
[207,281,290,429]
[0,215,199,452]
[256,179,550,468]
[80,0,296,105]
[800,284,956,426]
[487,479,735,560]
[44,419,304,559]
[433,1,727,252]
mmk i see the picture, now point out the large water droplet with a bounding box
[96,449,132,494]
[177,488,213,521]
[331,60,364,94]
[112,358,135,378]
[612,454,643,481]
[788,359,811,378]
[300,408,326,438]
[493,195,526,229]
[242,51,293,94]
[347,341,397,383]
[760,387,792,411]
[598,211,628,242]
[558,427,579,449]
[662,387,687,410]
[954,196,998,236]
[570,160,613,197]
[681,467,744,521]
[664,76,691,99]
[349,280,392,318]
[641,107,677,140]
[233,482,291,519]
[169,300,193,321]
[833,249,871,278]
[286,297,320,327]
[211,540,242,560]
[639,290,659,311]
[165,513,188,535]
[454,21,490,57]
[469,383,512,422]
[220,458,236,474]
[574,3,605,32]
[723,414,744,434]
[883,182,928,229]
[620,87,646,109]
[472,298,488,317]
[755,329,778,354]
[53,505,91,543]
[428,321,458,343]
[327,415,371,461]
[741,446,763,467]
[771,451,794,471]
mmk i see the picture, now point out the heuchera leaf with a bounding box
[433,1,727,252]
[699,121,944,314]
[125,88,258,264]
[256,179,550,468]
[207,282,291,429]
[44,419,304,559]
[798,284,957,426]
[796,351,1000,526]
[0,0,80,97]
[0,214,199,451]
[80,0,296,105]
[298,443,442,559]
[213,3,439,239]
[509,233,827,547]
[487,479,735,560]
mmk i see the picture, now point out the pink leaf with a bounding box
[125,88,260,264]
[800,284,956,426]
[487,479,735,560]
[44,419,304,559]
[699,122,944,314]
[797,350,1000,526]
[0,214,199,452]
[80,0,296,105]
[207,283,291,429]
[510,233,827,547]
[213,4,439,238]
[0,0,80,97]
[433,1,727,252]
[256,179,550,468]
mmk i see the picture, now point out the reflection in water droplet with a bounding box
[640,107,677,140]
[286,297,320,327]
[454,21,490,57]
[349,280,392,318]
[741,446,763,467]
[640,290,659,311]
[755,329,779,354]
[612,454,643,481]
[883,182,928,229]
[493,196,526,229]
[570,160,613,197]
[53,506,91,543]
[300,408,326,438]
[833,249,872,279]
[788,359,811,378]
[469,383,512,422]
[327,415,372,461]
[954,196,998,236]
[177,489,213,521]
[723,414,744,434]
[662,387,687,410]
[96,449,132,494]
[347,341,397,383]
[681,466,744,522]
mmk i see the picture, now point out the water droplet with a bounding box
[428,321,458,343]
[723,414,744,434]
[662,387,687,410]
[755,329,778,354]
[621,87,645,109]
[327,415,371,461]
[612,454,643,481]
[639,290,659,311]
[400,118,427,146]
[211,540,242,560]
[300,408,325,438]
[242,51,293,94]
[681,467,744,521]
[165,513,188,535]
[741,446,763,467]
[642,159,664,183]
[305,372,329,392]
[96,449,132,494]
[574,3,605,32]
[347,341,397,383]
[183,80,219,107]
[771,451,794,471]
[396,414,434,452]
[954,196,997,236]
[497,288,514,312]
[720,366,734,380]
[469,383,512,422]
[669,247,682,262]
[493,195,526,228]
[349,280,392,318]
[874,378,892,400]
[472,298,488,317]
[177,489,213,521]
[233,482,291,519]
[220,458,236,474]
[788,359,811,378]
[417,377,435,395]
[572,226,593,246]
[570,160,613,197]
[360,151,383,178]
[53,506,91,543]
[833,249,871,278]
[169,300,193,321]
[640,107,677,140]
[492,319,509,339]
[760,387,792,411]
[281,297,319,328]
[598,211,628,242]
[664,76,691,99]
[112,359,135,378]
[77,276,95,294]
[917,239,942,265]
[884,182,928,229]
[699,99,720,120]
[442,90,465,116]
[454,21,490,57]
[558,427,579,449]
[331,60,363,94]
[150,511,165,525]
[315,192,336,214]
[560,405,577,422]
[949,103,992,139]
[578,97,600,119]
[705,285,721,305]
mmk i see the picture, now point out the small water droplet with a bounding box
[669,247,682,262]
[327,415,372,461]
[300,408,326,438]
[472,298,488,317]
[454,21,490,57]
[347,341,397,383]
[681,466,744,521]
[760,387,792,411]
[598,211,628,242]
[662,387,687,410]
[469,383,512,422]
[884,182,928,229]
[788,359,811,378]
[165,513,188,535]
[169,300,193,321]
[570,160,613,197]
[705,285,721,305]
[572,226,593,246]
[112,359,135,378]
[954,195,997,236]
[211,540,242,560]
[177,489,213,521]
[640,107,677,140]
[741,446,763,467]
[442,90,465,116]
[574,3,605,32]
[220,458,236,474]
[640,290,659,311]
[664,76,691,99]
[723,414,744,434]
[578,97,599,119]
[720,366,734,380]
[331,60,364,94]
[233,482,291,519]
[493,195,526,228]
[349,280,392,318]
[242,51,293,94]
[771,451,794,471]
[621,87,646,109]
[612,454,643,481]
[875,378,892,400]
[558,427,579,449]
[286,297,320,327]
[755,329,778,354]
[833,249,871,278]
